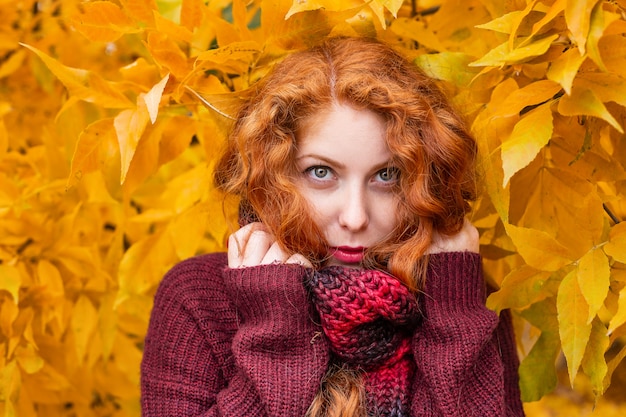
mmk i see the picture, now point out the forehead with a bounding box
[296,103,390,155]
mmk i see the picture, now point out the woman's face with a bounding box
[295,103,400,267]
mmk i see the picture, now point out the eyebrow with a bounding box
[296,153,394,171]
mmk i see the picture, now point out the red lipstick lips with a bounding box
[331,246,365,264]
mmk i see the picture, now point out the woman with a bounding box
[140,36,525,416]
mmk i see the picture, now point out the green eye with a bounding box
[305,166,333,180]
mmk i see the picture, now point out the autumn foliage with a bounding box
[1,0,626,415]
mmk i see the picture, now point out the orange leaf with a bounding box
[120,0,158,26]
[71,1,139,42]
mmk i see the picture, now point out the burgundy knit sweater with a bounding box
[140,251,525,416]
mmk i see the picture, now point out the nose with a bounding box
[338,186,369,232]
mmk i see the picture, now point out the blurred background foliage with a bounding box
[1,0,625,415]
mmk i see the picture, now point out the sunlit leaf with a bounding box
[71,295,98,364]
[505,224,575,271]
[577,248,610,323]
[15,344,44,374]
[604,222,626,263]
[564,0,600,55]
[114,97,151,184]
[469,34,558,67]
[558,87,624,133]
[154,12,194,44]
[67,118,116,189]
[71,1,140,42]
[529,0,565,39]
[145,31,191,78]
[502,103,553,186]
[0,265,21,303]
[476,10,525,34]
[120,0,158,26]
[180,0,204,31]
[414,52,475,85]
[546,47,585,95]
[486,266,553,313]
[557,269,592,386]
[144,73,170,124]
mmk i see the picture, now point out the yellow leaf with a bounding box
[286,0,363,19]
[608,285,626,335]
[0,265,21,303]
[476,10,526,34]
[195,40,261,65]
[392,19,446,52]
[36,260,64,299]
[546,47,585,95]
[14,344,44,374]
[21,44,133,108]
[70,1,139,42]
[0,297,19,339]
[486,266,553,313]
[491,79,561,119]
[604,222,626,263]
[114,98,151,184]
[0,49,26,79]
[576,72,626,108]
[67,118,116,189]
[154,12,193,44]
[169,203,208,259]
[157,115,196,165]
[565,0,600,55]
[529,0,565,39]
[501,103,553,186]
[585,1,616,71]
[557,268,592,386]
[144,73,170,124]
[414,52,476,86]
[558,87,624,133]
[469,34,558,67]
[70,295,98,364]
[146,32,191,79]
[581,318,609,397]
[505,224,575,271]
[577,248,610,323]
[120,0,158,26]
[0,361,20,416]
[116,231,176,306]
[180,0,204,31]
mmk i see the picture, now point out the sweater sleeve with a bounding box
[410,252,525,417]
[140,253,329,417]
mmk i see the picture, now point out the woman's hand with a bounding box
[427,219,479,254]
[228,222,313,268]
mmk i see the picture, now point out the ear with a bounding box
[238,199,260,227]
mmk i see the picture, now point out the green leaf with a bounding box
[557,268,592,386]
[519,301,560,401]
[581,318,609,397]
[577,248,610,323]
[502,103,553,186]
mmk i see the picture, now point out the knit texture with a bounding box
[140,252,526,416]
[308,267,420,417]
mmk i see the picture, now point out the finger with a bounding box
[227,223,269,267]
[239,229,274,267]
[260,242,290,265]
[285,253,313,268]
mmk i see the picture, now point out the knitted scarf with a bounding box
[308,266,421,417]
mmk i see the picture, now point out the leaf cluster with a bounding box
[1,0,625,415]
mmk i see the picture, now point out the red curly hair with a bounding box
[214,36,477,291]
